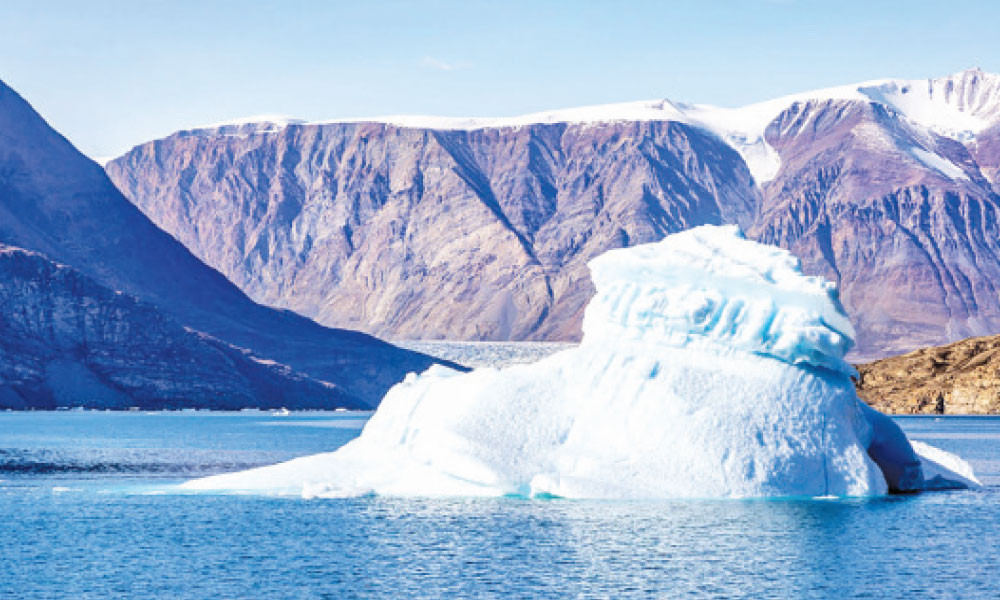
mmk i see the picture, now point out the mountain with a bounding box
[0,78,444,408]
[0,245,344,409]
[108,120,757,341]
[855,333,1000,414]
[106,68,1000,358]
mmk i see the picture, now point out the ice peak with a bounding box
[941,66,996,83]
[582,225,856,375]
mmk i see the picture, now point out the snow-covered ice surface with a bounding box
[184,226,980,499]
[183,68,1000,185]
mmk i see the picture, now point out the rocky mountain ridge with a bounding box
[107,68,1000,358]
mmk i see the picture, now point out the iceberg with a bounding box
[184,226,980,498]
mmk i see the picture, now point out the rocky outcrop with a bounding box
[0,78,445,409]
[0,245,348,409]
[972,123,1000,188]
[106,68,1000,358]
[855,334,1000,414]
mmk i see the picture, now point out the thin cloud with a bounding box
[421,57,469,71]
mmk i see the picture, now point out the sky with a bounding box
[1,0,998,160]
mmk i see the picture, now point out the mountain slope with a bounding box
[107,68,1000,357]
[749,97,1000,356]
[0,79,443,408]
[0,245,345,409]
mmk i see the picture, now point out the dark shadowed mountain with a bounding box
[0,79,446,408]
[0,245,347,409]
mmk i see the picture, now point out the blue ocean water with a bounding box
[1,412,998,599]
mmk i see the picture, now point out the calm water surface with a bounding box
[1,412,998,599]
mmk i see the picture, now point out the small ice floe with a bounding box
[258,419,368,429]
[184,226,979,500]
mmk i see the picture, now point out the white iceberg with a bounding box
[184,226,980,499]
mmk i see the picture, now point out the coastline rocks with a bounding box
[856,334,1000,414]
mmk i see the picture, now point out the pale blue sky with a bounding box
[1,0,997,159]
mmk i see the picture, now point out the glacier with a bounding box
[184,226,980,499]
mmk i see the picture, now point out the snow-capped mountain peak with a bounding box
[857,68,1000,140]
[175,69,1000,185]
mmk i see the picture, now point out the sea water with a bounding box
[1,411,998,599]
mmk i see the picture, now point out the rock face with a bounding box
[0,78,444,409]
[108,121,757,341]
[0,246,346,409]
[855,334,1000,415]
[750,97,1000,356]
[107,68,1000,358]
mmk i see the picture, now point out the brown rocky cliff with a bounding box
[855,334,1000,414]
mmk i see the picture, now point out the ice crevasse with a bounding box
[185,225,980,499]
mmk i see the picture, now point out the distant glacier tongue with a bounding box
[183,226,979,499]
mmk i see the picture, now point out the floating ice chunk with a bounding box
[184,226,978,499]
[911,441,982,490]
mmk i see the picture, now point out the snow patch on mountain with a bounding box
[909,147,969,180]
[859,68,1000,140]
[179,115,308,139]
